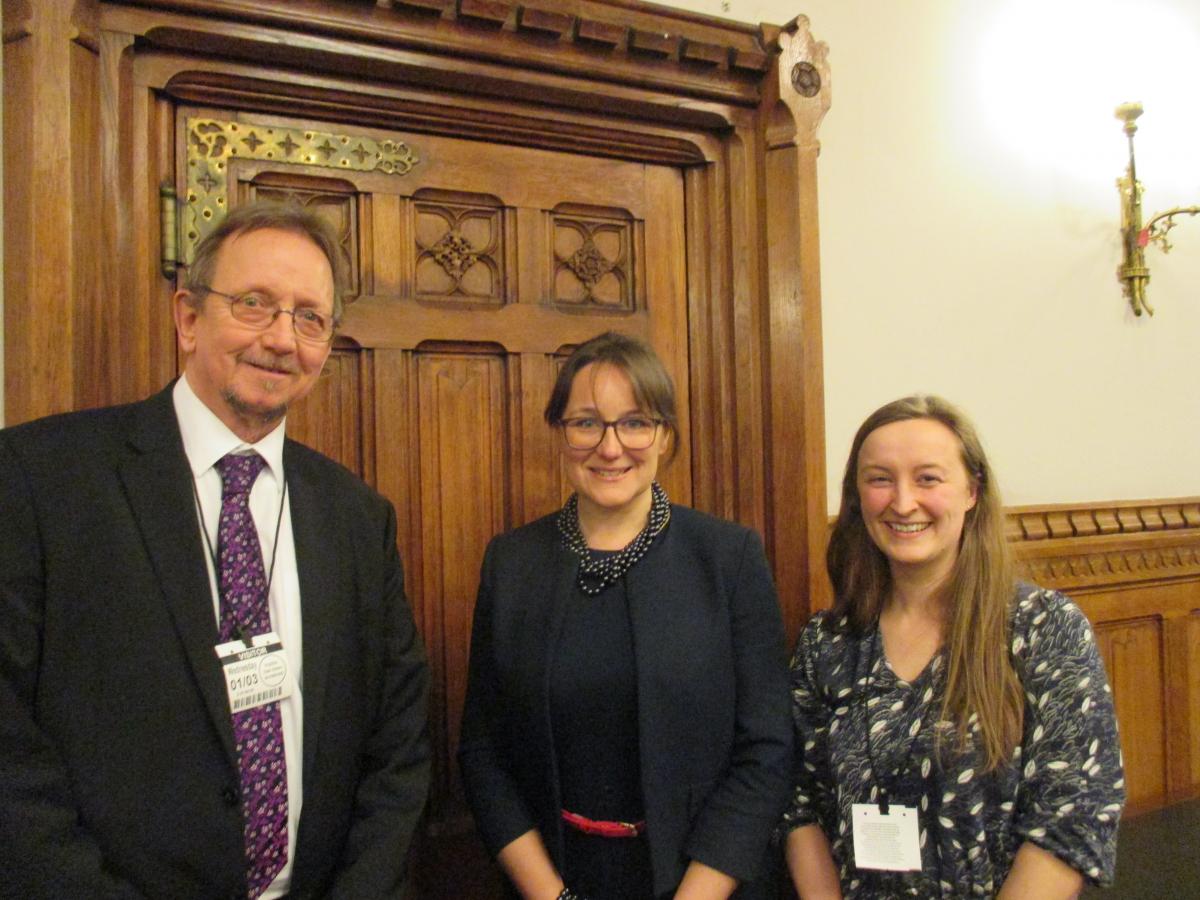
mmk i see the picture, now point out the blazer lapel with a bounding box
[285,444,340,788]
[533,539,579,705]
[624,523,678,779]
[521,531,578,863]
[118,386,237,766]
[508,525,578,738]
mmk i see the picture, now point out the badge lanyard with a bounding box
[850,626,929,874]
[191,465,287,645]
[862,627,924,815]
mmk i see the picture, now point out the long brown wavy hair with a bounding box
[827,395,1022,771]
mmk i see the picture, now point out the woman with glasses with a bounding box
[459,332,792,900]
[782,396,1123,898]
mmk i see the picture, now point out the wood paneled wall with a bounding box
[3,3,832,895]
[1008,498,1200,815]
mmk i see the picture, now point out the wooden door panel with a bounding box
[1095,617,1166,811]
[414,349,509,815]
[509,351,563,527]
[180,108,692,845]
[1190,612,1200,792]
[371,347,419,601]
[286,349,366,478]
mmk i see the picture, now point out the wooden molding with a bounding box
[762,16,833,622]
[1007,497,1200,540]
[161,70,713,166]
[1008,498,1200,592]
[1017,535,1200,592]
[105,0,773,107]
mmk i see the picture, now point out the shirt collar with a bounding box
[173,373,286,491]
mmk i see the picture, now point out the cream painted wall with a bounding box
[665,0,1200,511]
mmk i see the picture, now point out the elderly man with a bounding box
[0,203,430,899]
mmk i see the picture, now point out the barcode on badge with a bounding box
[232,687,283,712]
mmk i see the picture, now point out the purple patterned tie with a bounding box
[216,453,288,899]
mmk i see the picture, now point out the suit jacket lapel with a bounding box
[523,530,578,863]
[624,523,676,778]
[509,524,577,738]
[534,539,578,709]
[285,443,341,788]
[118,385,238,766]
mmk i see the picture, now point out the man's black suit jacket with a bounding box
[458,506,792,898]
[0,385,430,899]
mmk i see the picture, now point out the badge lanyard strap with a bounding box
[861,626,925,815]
[192,467,287,645]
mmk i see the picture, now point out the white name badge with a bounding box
[215,631,293,714]
[851,802,923,872]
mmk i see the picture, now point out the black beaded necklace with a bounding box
[558,481,671,596]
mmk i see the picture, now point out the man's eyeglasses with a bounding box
[559,416,663,451]
[193,285,336,344]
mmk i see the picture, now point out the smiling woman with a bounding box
[459,332,793,900]
[781,395,1125,899]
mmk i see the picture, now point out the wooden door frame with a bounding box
[2,0,831,634]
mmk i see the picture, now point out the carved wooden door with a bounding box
[176,108,692,879]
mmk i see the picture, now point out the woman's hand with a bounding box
[785,824,844,900]
[496,829,566,900]
[672,859,737,899]
[996,842,1083,899]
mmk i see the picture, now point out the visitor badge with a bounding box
[851,802,922,871]
[215,631,293,713]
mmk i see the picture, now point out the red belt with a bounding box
[561,809,646,838]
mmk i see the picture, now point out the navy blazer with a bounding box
[0,385,430,899]
[458,505,792,897]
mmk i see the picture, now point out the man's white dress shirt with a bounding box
[174,375,303,899]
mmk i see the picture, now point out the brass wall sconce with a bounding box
[1115,102,1200,316]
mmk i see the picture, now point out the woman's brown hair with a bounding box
[827,394,1022,771]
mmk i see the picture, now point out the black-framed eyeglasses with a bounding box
[558,416,663,451]
[193,285,336,344]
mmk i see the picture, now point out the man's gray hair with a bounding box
[184,201,348,321]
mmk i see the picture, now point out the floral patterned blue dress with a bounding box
[781,584,1124,897]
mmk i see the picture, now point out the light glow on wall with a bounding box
[969,0,1200,193]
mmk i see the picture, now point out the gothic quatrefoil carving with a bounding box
[430,230,481,285]
[566,238,617,291]
[414,197,506,303]
[551,210,636,309]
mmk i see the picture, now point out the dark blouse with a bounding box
[550,573,654,899]
[781,584,1124,897]
[550,575,644,822]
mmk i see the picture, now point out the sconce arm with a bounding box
[1142,206,1200,254]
